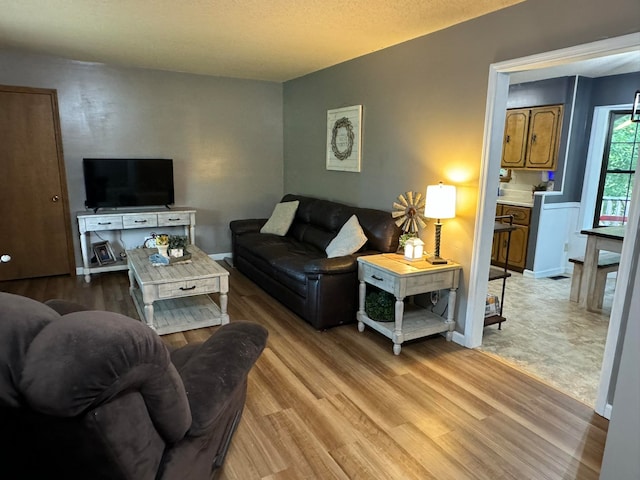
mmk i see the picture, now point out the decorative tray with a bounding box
[149,252,192,266]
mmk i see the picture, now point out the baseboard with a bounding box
[209,252,232,261]
[522,267,567,279]
[452,331,466,346]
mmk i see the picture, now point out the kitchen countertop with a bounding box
[497,198,533,208]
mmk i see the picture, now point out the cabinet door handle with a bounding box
[505,135,510,143]
[180,285,197,291]
[371,275,383,281]
[531,133,537,143]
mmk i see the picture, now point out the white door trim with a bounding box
[465,32,640,418]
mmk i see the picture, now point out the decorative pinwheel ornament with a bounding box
[392,191,427,234]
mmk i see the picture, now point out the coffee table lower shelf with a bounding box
[131,289,223,335]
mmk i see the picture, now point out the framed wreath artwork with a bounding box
[326,105,362,172]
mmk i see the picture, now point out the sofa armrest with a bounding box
[174,322,268,436]
[229,219,267,236]
[304,256,358,275]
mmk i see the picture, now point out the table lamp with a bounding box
[424,182,456,264]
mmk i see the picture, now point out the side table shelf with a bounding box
[485,216,515,328]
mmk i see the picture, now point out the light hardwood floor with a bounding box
[1,267,608,480]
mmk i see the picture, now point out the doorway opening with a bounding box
[463,32,640,418]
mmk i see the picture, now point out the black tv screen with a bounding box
[83,158,175,210]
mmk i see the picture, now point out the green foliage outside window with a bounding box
[596,112,638,226]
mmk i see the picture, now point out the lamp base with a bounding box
[426,256,448,265]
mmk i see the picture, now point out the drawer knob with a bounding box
[180,285,197,291]
[98,222,111,225]
[372,275,383,281]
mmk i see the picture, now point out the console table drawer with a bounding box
[123,214,158,229]
[158,212,191,226]
[404,270,458,296]
[157,278,218,299]
[85,216,124,231]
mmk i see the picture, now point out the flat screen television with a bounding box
[83,158,175,211]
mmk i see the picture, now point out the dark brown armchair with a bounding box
[0,292,267,479]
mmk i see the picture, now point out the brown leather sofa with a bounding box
[230,194,400,329]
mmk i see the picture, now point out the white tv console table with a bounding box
[77,207,196,283]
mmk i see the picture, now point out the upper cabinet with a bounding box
[501,105,563,170]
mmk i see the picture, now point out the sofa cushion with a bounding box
[260,200,299,236]
[236,233,326,297]
[326,215,368,258]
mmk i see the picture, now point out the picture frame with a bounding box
[93,241,116,265]
[326,105,362,172]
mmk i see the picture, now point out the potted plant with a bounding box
[399,232,418,251]
[155,234,170,258]
[365,288,395,322]
[168,235,188,258]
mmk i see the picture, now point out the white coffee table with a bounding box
[127,245,229,335]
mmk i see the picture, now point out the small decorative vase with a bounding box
[157,245,169,258]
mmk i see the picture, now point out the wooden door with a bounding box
[0,85,75,280]
[525,105,563,169]
[501,108,528,168]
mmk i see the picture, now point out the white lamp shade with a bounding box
[424,183,456,220]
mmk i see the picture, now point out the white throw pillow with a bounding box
[325,215,368,258]
[260,200,299,236]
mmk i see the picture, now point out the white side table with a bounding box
[357,254,461,355]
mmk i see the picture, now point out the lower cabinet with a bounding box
[492,204,531,272]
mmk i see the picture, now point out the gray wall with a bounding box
[554,71,640,206]
[0,49,283,263]
[282,0,640,333]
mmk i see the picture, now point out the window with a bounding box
[593,111,639,227]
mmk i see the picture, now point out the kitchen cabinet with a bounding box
[492,204,531,272]
[501,105,563,170]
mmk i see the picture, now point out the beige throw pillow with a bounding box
[325,215,368,258]
[260,200,299,236]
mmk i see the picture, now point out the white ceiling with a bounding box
[0,0,525,82]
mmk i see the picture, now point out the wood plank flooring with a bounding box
[0,266,608,480]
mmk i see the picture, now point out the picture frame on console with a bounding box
[93,241,116,265]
